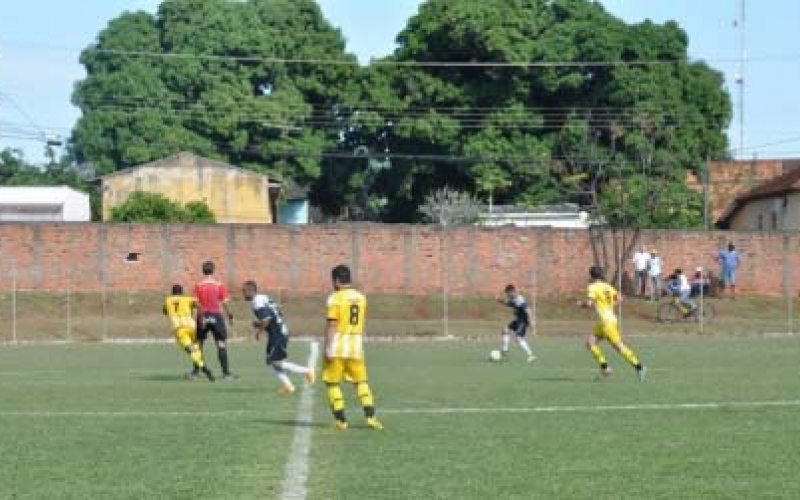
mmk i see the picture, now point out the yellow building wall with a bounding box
[102,155,273,223]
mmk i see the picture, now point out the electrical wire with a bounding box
[5,36,800,67]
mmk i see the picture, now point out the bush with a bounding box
[110,191,216,223]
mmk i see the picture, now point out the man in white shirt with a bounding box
[647,249,662,302]
[632,247,650,298]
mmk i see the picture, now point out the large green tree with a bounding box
[72,0,732,227]
[72,0,356,186]
[339,0,731,225]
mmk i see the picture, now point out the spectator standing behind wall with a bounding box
[715,243,742,299]
[632,247,650,298]
[647,249,663,302]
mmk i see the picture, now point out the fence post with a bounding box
[66,267,73,341]
[784,234,793,336]
[531,250,537,332]
[698,264,705,335]
[441,225,450,338]
[11,265,17,344]
[101,269,108,342]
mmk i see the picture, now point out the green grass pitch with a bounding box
[1,336,800,499]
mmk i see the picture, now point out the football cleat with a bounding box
[305,369,316,385]
[636,366,647,383]
[278,384,297,395]
[366,417,384,431]
[595,367,613,381]
[202,367,215,382]
[334,420,349,431]
[527,354,537,363]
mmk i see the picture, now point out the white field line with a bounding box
[381,399,800,415]
[280,341,319,500]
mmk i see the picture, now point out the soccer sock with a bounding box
[356,382,376,418]
[192,341,204,374]
[187,347,205,369]
[517,338,533,356]
[501,333,510,352]
[589,344,607,367]
[272,367,293,388]
[218,347,230,375]
[619,346,641,368]
[281,361,311,375]
[327,384,346,421]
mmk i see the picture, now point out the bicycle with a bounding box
[657,295,716,323]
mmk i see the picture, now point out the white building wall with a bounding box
[61,188,92,221]
[0,186,91,222]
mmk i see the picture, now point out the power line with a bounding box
[5,36,800,66]
[0,92,49,139]
[738,135,800,152]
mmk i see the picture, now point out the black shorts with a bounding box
[508,320,529,337]
[198,313,228,342]
[266,331,288,363]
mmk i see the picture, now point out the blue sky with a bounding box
[0,0,797,163]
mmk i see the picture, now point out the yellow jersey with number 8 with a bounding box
[326,288,367,359]
[587,281,618,324]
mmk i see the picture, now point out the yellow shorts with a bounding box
[593,321,622,345]
[174,327,197,350]
[323,358,368,384]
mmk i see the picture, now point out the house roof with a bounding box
[98,152,268,181]
[98,152,309,200]
[717,166,800,228]
[0,186,88,206]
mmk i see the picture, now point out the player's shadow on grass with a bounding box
[139,373,192,382]
[211,387,264,393]
[260,418,330,429]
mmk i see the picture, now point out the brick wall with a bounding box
[0,223,795,296]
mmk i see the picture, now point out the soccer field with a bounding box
[2,336,800,500]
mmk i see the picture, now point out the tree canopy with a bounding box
[72,0,355,186]
[71,0,732,227]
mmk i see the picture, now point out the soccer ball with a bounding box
[489,350,503,362]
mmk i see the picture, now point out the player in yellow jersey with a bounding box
[163,285,215,382]
[322,265,382,430]
[581,266,646,382]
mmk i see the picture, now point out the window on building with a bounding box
[771,211,779,231]
[757,214,764,231]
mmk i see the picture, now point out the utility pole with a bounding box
[734,0,746,158]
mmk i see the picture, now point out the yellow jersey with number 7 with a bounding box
[326,288,367,359]
[587,281,618,324]
[163,295,197,331]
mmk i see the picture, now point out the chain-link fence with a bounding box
[0,226,797,343]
